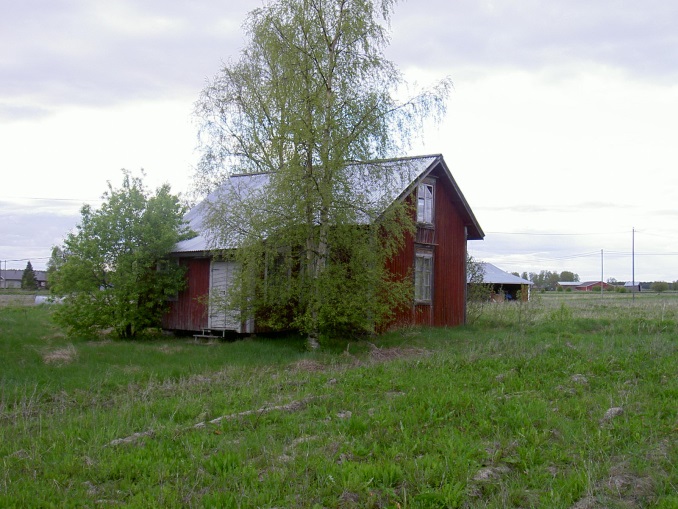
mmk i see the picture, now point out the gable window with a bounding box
[414,252,433,303]
[417,183,434,223]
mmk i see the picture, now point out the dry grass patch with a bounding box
[367,343,430,362]
[44,330,68,341]
[42,344,78,365]
[289,359,327,373]
[156,344,184,354]
[0,295,35,307]
[85,339,113,347]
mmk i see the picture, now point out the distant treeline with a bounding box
[509,270,677,292]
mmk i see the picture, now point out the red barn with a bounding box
[162,155,484,334]
[575,281,614,292]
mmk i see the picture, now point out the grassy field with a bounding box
[1,293,676,508]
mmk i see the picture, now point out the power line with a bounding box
[0,196,102,203]
[1,257,51,262]
[486,230,628,236]
[605,251,678,256]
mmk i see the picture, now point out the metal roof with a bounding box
[577,281,607,287]
[0,269,47,281]
[473,263,533,285]
[173,154,483,254]
[173,172,270,253]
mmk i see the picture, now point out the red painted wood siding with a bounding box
[432,169,467,326]
[384,198,417,328]
[385,164,468,328]
[162,258,210,331]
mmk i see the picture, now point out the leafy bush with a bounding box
[50,172,192,338]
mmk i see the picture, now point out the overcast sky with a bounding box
[1,0,677,282]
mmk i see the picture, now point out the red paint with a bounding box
[162,258,210,331]
[386,162,472,328]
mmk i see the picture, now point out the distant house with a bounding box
[624,281,642,292]
[576,281,613,292]
[0,269,47,289]
[557,282,581,291]
[557,281,613,292]
[469,262,533,302]
[162,154,484,334]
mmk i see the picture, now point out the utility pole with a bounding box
[632,227,635,302]
[600,249,605,299]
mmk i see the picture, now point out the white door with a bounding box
[208,261,241,331]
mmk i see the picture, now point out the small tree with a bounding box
[466,255,492,324]
[21,261,38,290]
[46,246,66,290]
[50,172,192,338]
[650,281,669,293]
[559,270,580,282]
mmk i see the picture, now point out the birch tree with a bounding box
[195,0,451,345]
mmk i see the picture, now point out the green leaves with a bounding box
[50,171,191,338]
[195,0,449,342]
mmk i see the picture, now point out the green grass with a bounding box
[1,295,676,508]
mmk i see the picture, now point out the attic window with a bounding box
[417,183,434,223]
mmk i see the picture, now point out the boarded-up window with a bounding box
[417,183,434,223]
[415,252,433,303]
[209,261,241,331]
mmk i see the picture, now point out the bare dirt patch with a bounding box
[472,465,511,482]
[569,459,656,509]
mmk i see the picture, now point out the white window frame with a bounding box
[414,251,433,303]
[417,183,434,224]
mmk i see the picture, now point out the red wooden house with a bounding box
[162,154,484,334]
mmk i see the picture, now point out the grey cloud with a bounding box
[389,0,678,79]
[0,103,52,121]
[0,208,79,269]
[1,0,253,119]
[479,201,633,215]
[4,0,677,122]
[479,204,558,214]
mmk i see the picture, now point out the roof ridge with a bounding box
[350,154,442,165]
[228,154,442,176]
[229,171,271,178]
